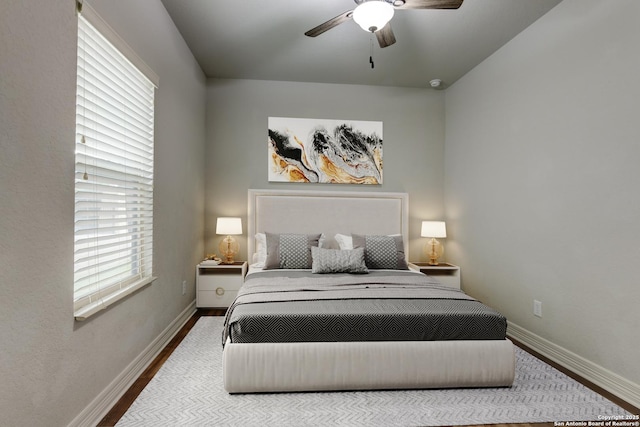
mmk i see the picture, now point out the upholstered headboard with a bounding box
[247,189,409,260]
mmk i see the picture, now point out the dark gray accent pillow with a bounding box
[264,233,321,269]
[352,234,409,270]
[311,246,369,274]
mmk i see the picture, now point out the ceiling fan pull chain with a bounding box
[369,33,375,69]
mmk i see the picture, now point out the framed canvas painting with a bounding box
[268,117,383,184]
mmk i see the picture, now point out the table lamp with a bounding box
[216,217,242,264]
[421,221,446,265]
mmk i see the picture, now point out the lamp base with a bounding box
[219,235,239,265]
[424,238,444,266]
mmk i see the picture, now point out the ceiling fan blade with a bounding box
[395,0,463,10]
[304,10,353,37]
[376,24,396,48]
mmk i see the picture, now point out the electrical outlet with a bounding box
[533,300,542,318]
[182,280,187,296]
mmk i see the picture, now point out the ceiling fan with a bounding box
[305,0,464,48]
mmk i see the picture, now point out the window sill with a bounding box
[74,276,157,321]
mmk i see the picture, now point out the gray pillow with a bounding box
[264,233,321,269]
[311,246,369,274]
[351,234,409,270]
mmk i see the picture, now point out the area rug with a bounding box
[116,317,629,426]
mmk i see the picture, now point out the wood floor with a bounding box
[98,309,638,426]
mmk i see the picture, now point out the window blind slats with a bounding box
[74,244,153,279]
[77,27,153,98]
[77,41,152,97]
[76,56,153,124]
[76,94,153,143]
[74,174,153,194]
[74,183,152,197]
[74,163,152,183]
[78,151,151,174]
[76,132,153,167]
[74,205,153,217]
[74,14,155,317]
[74,267,152,303]
[74,237,152,262]
[74,213,154,224]
[75,263,152,300]
[75,94,153,144]
[76,71,153,122]
[77,26,154,93]
[75,152,152,179]
[76,161,152,182]
[74,234,153,260]
[76,194,152,207]
[76,75,153,131]
[76,226,152,244]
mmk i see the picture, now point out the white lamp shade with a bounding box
[352,1,394,33]
[216,217,242,235]
[421,221,447,238]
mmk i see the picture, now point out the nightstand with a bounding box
[409,262,460,289]
[196,261,247,308]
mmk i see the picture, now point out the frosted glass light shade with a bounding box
[421,221,447,238]
[216,217,242,235]
[353,1,394,33]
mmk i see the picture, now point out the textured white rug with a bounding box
[117,317,629,426]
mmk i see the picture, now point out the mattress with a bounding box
[224,270,507,344]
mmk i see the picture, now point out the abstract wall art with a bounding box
[268,117,383,185]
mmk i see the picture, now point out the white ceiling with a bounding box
[160,0,563,88]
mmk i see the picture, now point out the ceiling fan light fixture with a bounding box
[353,1,395,33]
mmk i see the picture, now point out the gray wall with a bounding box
[0,1,206,425]
[205,78,446,262]
[445,0,640,386]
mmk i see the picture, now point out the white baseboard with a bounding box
[508,321,640,410]
[68,301,197,427]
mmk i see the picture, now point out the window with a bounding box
[74,5,158,320]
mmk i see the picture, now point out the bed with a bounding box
[222,189,515,393]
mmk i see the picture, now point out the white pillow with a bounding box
[253,233,267,267]
[334,233,353,250]
[318,233,328,249]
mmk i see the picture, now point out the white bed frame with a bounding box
[223,189,515,393]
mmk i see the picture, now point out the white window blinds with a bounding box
[74,10,157,320]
